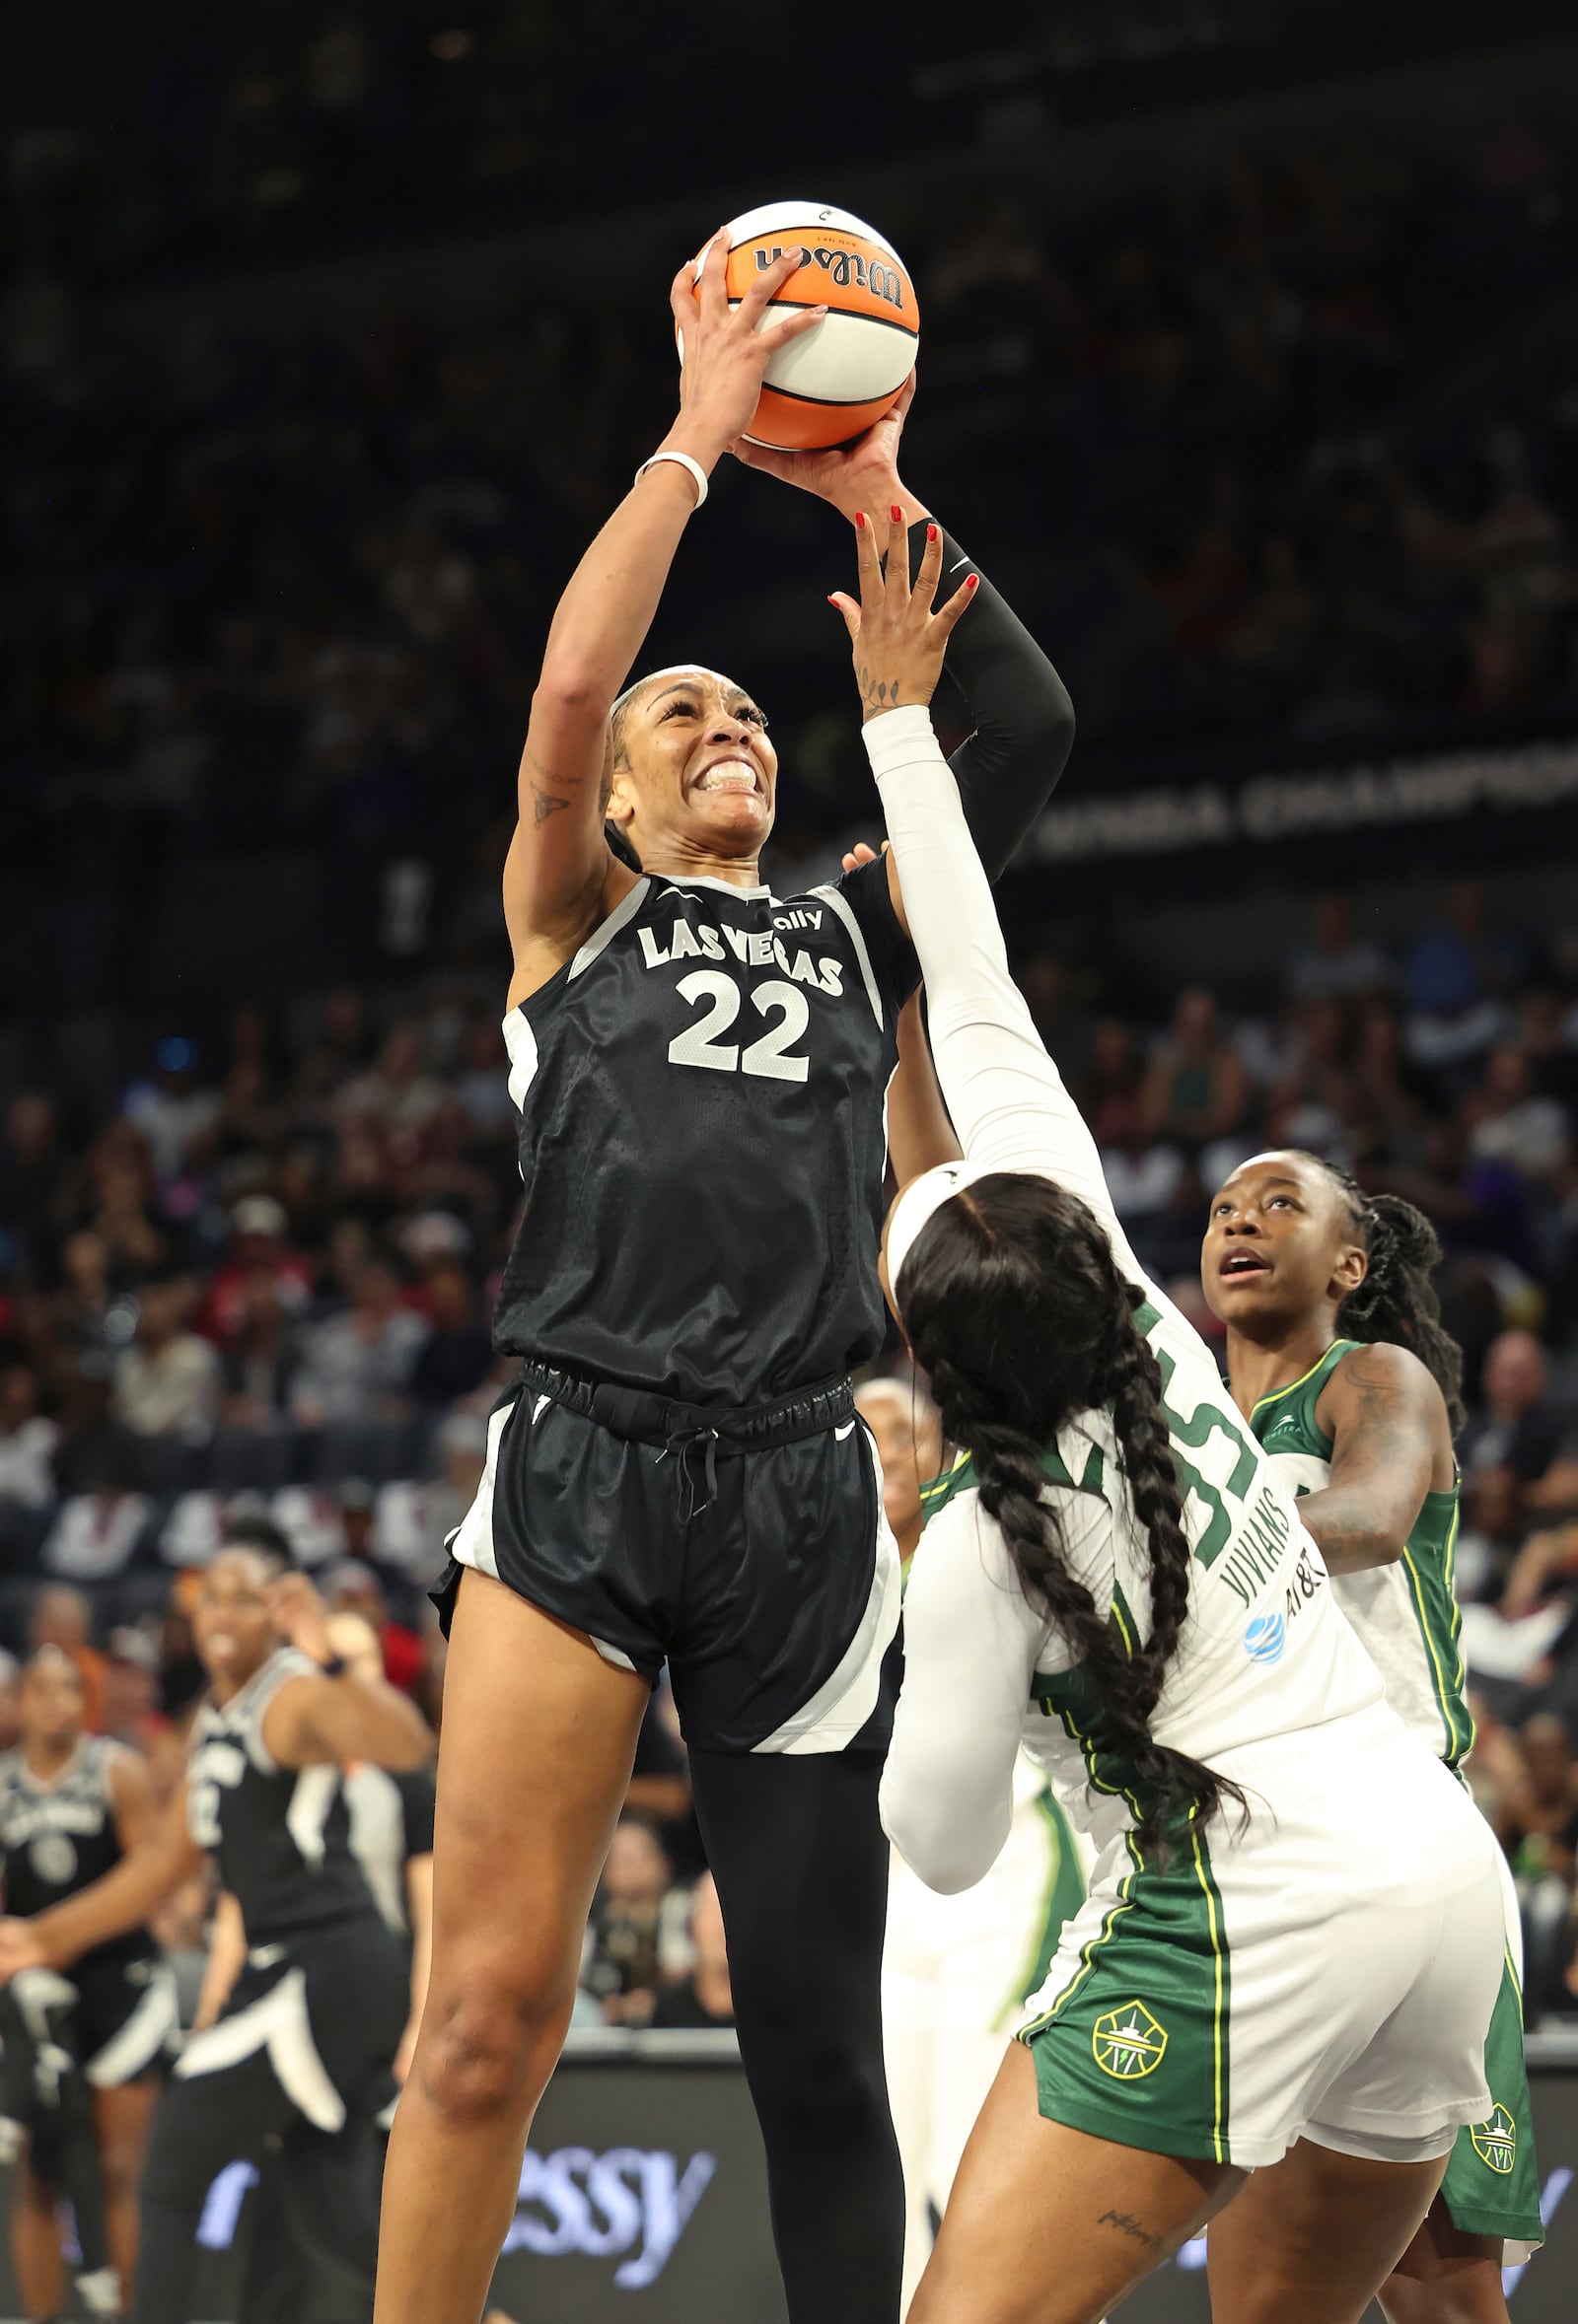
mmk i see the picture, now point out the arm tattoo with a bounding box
[525,744,572,826]
[1301,1345,1436,1573]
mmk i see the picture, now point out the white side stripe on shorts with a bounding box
[175,1965,345,2133]
[86,1965,179,2088]
[450,1397,514,1583]
[753,1425,900,1754]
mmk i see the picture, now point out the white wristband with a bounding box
[634,450,708,508]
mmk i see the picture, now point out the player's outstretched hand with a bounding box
[0,1918,47,1981]
[732,375,927,527]
[840,839,889,875]
[830,505,976,725]
[670,233,827,460]
[268,1572,334,1667]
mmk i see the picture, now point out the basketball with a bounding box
[689,200,920,452]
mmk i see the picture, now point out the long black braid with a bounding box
[1303,1158,1466,1431]
[899,1171,1244,1860]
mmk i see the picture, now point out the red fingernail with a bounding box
[826,595,839,605]
[968,574,980,589]
[855,512,866,530]
[927,523,938,542]
[891,504,902,523]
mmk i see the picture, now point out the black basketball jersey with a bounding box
[0,1737,156,1970]
[493,859,917,1405]
[186,1652,382,1942]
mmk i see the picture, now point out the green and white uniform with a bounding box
[868,705,1506,2175]
[1255,1348,1542,2254]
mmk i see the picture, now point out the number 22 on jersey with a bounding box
[668,971,810,1083]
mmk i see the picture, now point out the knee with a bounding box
[416,1969,576,2132]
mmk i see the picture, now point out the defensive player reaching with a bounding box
[1201,1154,1542,2318]
[0,1547,431,2323]
[839,509,1506,2324]
[0,1648,173,2320]
[373,232,1075,2324]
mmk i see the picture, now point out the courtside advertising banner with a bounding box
[8,2034,1567,2322]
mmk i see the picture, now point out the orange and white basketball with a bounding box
[689,201,919,452]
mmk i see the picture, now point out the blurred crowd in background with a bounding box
[4,102,1578,1005]
[4,10,1578,2032]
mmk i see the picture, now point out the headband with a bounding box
[886,1160,999,1322]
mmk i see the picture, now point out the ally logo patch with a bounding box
[1092,2003,1168,2081]
[1470,2103,1517,2175]
[1245,1611,1286,1665]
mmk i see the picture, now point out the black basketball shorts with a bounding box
[168,1917,407,2141]
[0,1951,176,2122]
[76,1949,179,2086]
[433,1364,902,1757]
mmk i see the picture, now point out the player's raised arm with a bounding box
[258,1574,433,1772]
[831,515,1131,1267]
[505,236,827,987]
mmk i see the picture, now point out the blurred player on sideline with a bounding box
[0,1648,174,2320]
[863,1376,1089,2311]
[0,1542,431,2323]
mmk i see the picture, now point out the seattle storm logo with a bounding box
[1470,2104,1517,2175]
[1092,2003,1168,2081]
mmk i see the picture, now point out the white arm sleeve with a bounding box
[864,706,1145,1285]
[879,1498,1047,1892]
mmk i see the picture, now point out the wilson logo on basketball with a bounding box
[753,246,906,309]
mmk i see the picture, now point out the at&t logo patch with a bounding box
[1244,1611,1285,1665]
[1470,2103,1517,2175]
[1092,2003,1168,2080]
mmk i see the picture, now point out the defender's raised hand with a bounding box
[830,505,976,725]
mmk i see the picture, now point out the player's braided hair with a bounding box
[899,1172,1243,1861]
[1300,1157,1466,1431]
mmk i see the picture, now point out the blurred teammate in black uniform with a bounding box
[0,1648,173,2319]
[233,1607,435,2324]
[378,236,1076,2324]
[0,1544,431,2323]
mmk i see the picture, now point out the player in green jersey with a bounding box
[1202,1149,1543,2322]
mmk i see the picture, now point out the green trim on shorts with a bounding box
[1439,1946,1543,2248]
[1020,1818,1235,2165]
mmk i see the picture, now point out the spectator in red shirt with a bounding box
[198,1196,313,1347]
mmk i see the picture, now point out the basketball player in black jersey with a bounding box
[0,1542,431,2323]
[376,233,1076,2324]
[0,1647,172,2319]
